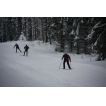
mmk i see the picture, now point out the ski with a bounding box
[60,68,74,70]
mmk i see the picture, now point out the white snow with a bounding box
[87,21,101,40]
[70,30,75,35]
[94,21,101,28]
[19,32,27,41]
[87,29,95,39]
[0,40,106,87]
[74,35,79,40]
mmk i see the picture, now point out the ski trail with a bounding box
[0,41,106,87]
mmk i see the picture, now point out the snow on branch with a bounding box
[74,36,79,40]
[87,29,95,40]
[93,29,105,47]
[76,23,80,35]
[95,23,106,28]
[70,30,75,35]
[94,21,101,28]
[86,21,101,40]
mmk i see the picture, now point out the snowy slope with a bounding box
[0,41,106,87]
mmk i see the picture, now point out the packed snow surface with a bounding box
[0,41,106,87]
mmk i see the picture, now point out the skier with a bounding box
[24,45,29,56]
[62,53,71,69]
[13,43,21,53]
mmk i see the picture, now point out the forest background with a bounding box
[0,17,106,60]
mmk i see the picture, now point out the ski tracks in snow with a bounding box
[0,41,106,87]
[72,61,106,87]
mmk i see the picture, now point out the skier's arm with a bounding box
[62,55,65,60]
[69,56,71,62]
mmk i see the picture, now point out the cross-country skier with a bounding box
[62,53,71,69]
[13,43,21,53]
[24,45,29,56]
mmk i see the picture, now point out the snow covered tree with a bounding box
[0,17,22,41]
[90,18,106,60]
[0,17,106,60]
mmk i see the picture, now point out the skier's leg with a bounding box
[67,61,71,69]
[16,48,17,53]
[26,51,28,56]
[19,48,21,52]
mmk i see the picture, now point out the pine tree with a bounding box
[92,18,106,60]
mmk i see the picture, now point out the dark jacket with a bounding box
[14,43,19,48]
[62,53,71,62]
[24,45,29,51]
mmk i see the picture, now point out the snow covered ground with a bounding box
[0,40,106,87]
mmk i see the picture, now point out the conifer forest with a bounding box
[0,17,106,60]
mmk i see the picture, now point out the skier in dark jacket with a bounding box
[24,45,29,56]
[13,43,21,53]
[62,53,71,69]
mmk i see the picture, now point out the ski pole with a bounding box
[69,54,71,68]
[70,62,71,69]
[59,59,62,69]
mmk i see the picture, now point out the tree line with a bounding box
[0,17,106,60]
